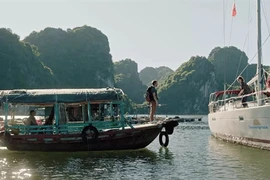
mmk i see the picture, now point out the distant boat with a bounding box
[0,88,178,151]
[208,0,270,150]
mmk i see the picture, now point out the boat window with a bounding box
[66,105,83,122]
[0,104,47,126]
[91,103,120,121]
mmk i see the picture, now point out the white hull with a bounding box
[208,0,270,150]
[208,104,270,150]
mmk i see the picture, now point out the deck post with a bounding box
[87,102,92,123]
[82,104,85,122]
[110,102,113,117]
[120,102,125,129]
[55,95,59,134]
[4,101,8,128]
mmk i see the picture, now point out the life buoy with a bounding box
[159,131,169,147]
[81,125,99,143]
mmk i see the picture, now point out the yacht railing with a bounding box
[209,90,270,113]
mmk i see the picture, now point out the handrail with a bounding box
[209,90,270,113]
[4,119,125,135]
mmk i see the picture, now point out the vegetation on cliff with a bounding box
[157,56,217,114]
[114,59,147,104]
[0,26,264,115]
[24,25,114,88]
[208,46,248,89]
[0,28,56,89]
[139,66,174,86]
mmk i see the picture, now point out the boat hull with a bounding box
[208,104,270,150]
[1,124,163,151]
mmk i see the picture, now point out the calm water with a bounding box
[1,116,270,180]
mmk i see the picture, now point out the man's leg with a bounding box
[150,101,156,121]
[150,102,153,121]
[242,96,248,107]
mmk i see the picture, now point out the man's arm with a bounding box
[238,89,244,96]
[24,118,31,125]
[31,117,38,125]
[238,83,244,96]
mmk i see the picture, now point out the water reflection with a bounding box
[158,147,174,160]
[208,136,270,180]
[0,148,160,180]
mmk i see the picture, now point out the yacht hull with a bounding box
[208,105,270,150]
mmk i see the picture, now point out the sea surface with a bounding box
[1,115,270,180]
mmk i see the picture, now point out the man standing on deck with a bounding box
[237,76,251,107]
[149,80,159,122]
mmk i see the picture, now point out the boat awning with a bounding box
[0,88,124,104]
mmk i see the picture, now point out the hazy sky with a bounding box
[1,0,270,71]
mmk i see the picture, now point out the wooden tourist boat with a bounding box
[0,88,178,151]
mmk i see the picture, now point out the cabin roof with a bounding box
[0,88,124,104]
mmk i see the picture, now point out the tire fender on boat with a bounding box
[81,125,99,143]
[158,120,179,147]
[159,131,169,147]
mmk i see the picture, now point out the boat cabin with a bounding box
[0,88,130,135]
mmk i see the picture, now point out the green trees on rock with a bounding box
[139,67,158,86]
[1,26,265,114]
[208,46,248,89]
[158,56,217,114]
[139,66,174,86]
[114,59,147,104]
[0,28,56,89]
[24,25,114,88]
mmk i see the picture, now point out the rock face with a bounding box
[139,66,174,86]
[114,59,147,103]
[0,28,56,90]
[24,25,114,88]
[157,56,217,114]
[208,46,248,89]
[1,26,263,115]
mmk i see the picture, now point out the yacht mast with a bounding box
[257,0,263,106]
